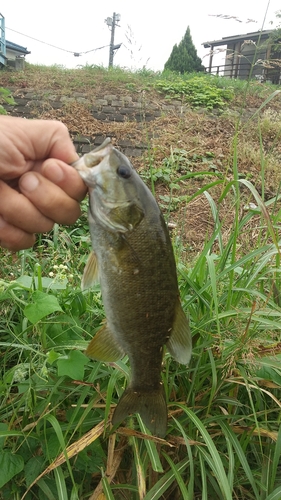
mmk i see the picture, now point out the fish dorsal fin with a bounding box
[81,251,99,290]
[85,323,125,361]
[166,301,192,365]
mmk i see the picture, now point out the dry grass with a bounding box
[2,64,281,254]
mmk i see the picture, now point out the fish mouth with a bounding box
[71,138,113,173]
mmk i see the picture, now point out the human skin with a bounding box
[0,116,87,251]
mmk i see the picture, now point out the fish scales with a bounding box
[72,139,192,437]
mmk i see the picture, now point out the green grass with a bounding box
[1,65,281,499]
[2,62,278,102]
[1,145,281,498]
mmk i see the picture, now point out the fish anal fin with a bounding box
[112,386,167,437]
[166,300,192,365]
[85,324,125,362]
[82,251,99,290]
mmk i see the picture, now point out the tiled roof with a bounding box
[202,30,273,48]
[6,40,30,55]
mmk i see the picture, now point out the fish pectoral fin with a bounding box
[85,323,125,361]
[81,251,99,290]
[112,385,167,437]
[108,203,144,232]
[166,300,192,365]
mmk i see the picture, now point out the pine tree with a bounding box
[164,26,204,73]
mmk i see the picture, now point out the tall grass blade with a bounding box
[177,406,233,500]
[143,457,190,500]
[45,414,75,485]
[101,475,115,500]
[54,466,69,500]
[206,252,220,338]
[137,415,164,473]
[219,421,260,499]
[204,190,223,253]
[198,453,208,500]
[172,417,195,498]
[37,478,57,500]
[266,486,281,500]
[269,425,281,493]
[131,435,146,499]
[162,451,190,499]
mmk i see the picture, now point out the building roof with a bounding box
[202,30,273,48]
[6,40,30,55]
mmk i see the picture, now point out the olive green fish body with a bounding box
[72,141,191,436]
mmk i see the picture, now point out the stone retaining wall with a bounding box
[2,88,186,157]
[3,88,185,121]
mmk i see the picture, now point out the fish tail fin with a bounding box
[112,385,167,437]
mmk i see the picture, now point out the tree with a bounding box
[164,26,204,74]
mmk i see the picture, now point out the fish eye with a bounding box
[117,165,131,179]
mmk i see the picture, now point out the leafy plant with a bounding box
[0,87,16,114]
[1,60,281,499]
[155,75,234,109]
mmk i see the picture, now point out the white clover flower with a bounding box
[14,367,28,382]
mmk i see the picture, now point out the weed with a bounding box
[155,74,234,109]
[0,87,15,114]
[1,63,281,499]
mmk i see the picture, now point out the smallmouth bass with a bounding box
[72,139,191,437]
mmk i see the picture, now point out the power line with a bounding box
[6,26,110,56]
[83,44,110,55]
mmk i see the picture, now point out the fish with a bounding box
[72,139,191,437]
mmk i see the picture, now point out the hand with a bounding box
[0,116,87,251]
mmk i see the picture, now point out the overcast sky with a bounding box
[3,0,280,71]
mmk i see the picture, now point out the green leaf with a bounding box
[102,475,115,500]
[0,450,24,488]
[57,350,88,379]
[266,486,281,500]
[54,466,69,500]
[162,451,190,499]
[37,478,57,500]
[137,415,164,472]
[0,423,8,450]
[47,349,60,365]
[24,291,63,323]
[178,407,233,500]
[24,456,44,487]
[17,275,68,290]
[219,421,260,498]
[144,457,190,500]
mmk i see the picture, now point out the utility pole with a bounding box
[105,12,121,68]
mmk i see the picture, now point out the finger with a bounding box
[0,216,35,251]
[0,118,78,180]
[41,159,87,201]
[0,180,54,233]
[27,120,78,164]
[19,172,82,225]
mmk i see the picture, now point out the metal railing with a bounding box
[0,13,6,66]
[205,62,281,84]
